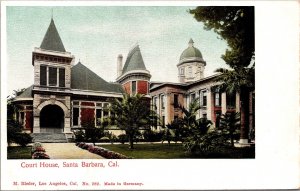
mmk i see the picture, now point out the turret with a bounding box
[116,45,151,96]
[177,39,206,83]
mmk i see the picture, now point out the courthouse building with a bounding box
[13,18,254,143]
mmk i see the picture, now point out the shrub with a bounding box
[32,152,50,159]
[75,142,131,159]
[118,134,128,144]
[32,146,45,153]
[104,132,118,143]
[14,133,33,147]
[74,130,85,142]
[143,130,164,142]
[7,120,33,147]
[31,143,50,159]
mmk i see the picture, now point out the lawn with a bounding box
[7,146,32,159]
[100,143,191,159]
[100,143,255,159]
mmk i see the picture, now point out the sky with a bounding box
[6,6,228,96]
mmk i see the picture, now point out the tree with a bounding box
[219,112,240,147]
[7,88,26,120]
[7,120,32,147]
[166,119,188,143]
[190,7,254,68]
[215,66,254,142]
[178,98,201,129]
[182,117,214,154]
[190,7,255,142]
[109,94,150,149]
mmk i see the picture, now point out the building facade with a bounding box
[13,19,150,140]
[12,19,254,143]
[150,39,254,144]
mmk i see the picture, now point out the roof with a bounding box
[150,73,221,91]
[178,39,204,65]
[180,46,203,61]
[40,19,66,52]
[122,45,146,74]
[13,85,33,101]
[71,62,124,93]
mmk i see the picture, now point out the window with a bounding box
[153,97,158,111]
[132,81,137,95]
[96,109,102,126]
[73,108,79,126]
[59,68,65,87]
[174,115,178,122]
[188,66,192,77]
[179,68,185,75]
[200,91,207,106]
[161,95,165,109]
[19,112,24,125]
[190,93,196,103]
[39,65,65,87]
[162,116,165,127]
[48,67,57,86]
[103,109,109,118]
[40,65,47,86]
[103,103,109,109]
[174,94,179,108]
[226,92,236,109]
[215,93,221,106]
[215,112,221,128]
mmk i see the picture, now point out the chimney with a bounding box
[117,54,123,77]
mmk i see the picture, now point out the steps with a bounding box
[31,133,68,143]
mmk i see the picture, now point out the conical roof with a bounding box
[40,19,66,52]
[122,45,146,74]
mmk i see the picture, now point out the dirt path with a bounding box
[42,143,104,159]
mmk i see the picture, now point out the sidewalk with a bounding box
[42,143,105,159]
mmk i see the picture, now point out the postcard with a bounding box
[1,1,299,190]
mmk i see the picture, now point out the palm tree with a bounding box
[219,112,240,147]
[178,98,201,129]
[109,93,150,149]
[215,65,254,143]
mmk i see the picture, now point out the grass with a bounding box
[7,146,32,159]
[101,143,255,159]
[100,143,255,159]
[101,143,191,159]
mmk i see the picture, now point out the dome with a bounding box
[178,39,205,66]
[179,46,203,60]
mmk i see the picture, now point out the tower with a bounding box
[177,39,206,83]
[116,45,151,96]
[32,18,74,134]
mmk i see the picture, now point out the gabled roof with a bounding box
[122,45,146,74]
[40,19,66,52]
[71,62,124,93]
